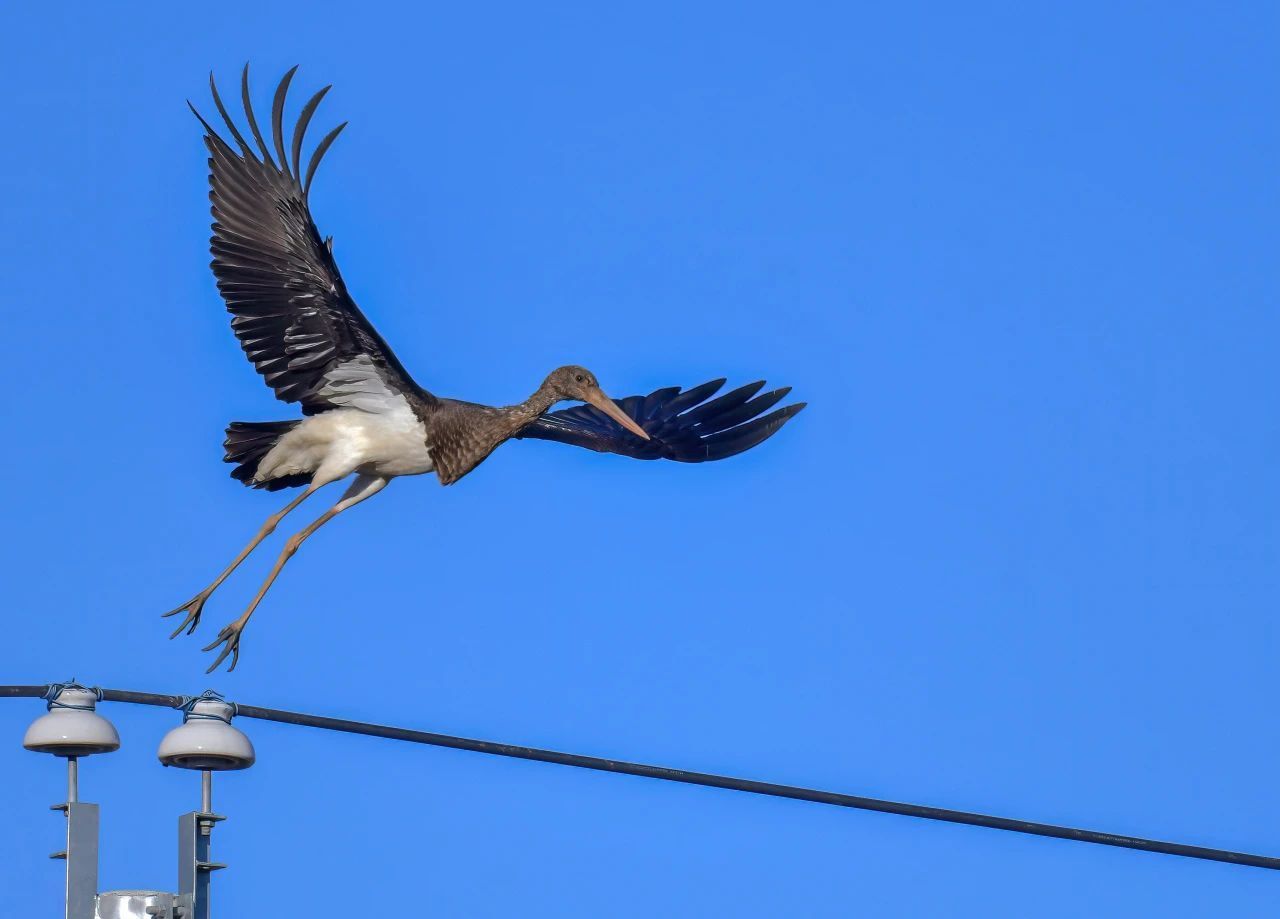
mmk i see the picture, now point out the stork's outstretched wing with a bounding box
[515,380,804,461]
[192,65,433,415]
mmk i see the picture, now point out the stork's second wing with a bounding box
[193,65,433,415]
[515,380,804,461]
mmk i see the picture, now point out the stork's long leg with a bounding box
[202,474,390,673]
[162,484,320,638]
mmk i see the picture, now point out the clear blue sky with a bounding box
[1,2,1276,915]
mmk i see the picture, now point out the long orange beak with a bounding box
[585,387,650,440]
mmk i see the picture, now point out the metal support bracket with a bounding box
[177,811,226,919]
[50,800,98,919]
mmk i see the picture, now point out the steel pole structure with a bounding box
[176,769,226,919]
[50,757,98,919]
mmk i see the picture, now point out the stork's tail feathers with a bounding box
[223,421,307,490]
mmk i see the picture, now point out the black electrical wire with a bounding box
[3,684,1275,871]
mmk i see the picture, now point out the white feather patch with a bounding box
[316,355,401,414]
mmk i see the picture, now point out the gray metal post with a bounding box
[50,757,98,919]
[177,773,225,919]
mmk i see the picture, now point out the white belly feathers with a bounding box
[255,398,434,487]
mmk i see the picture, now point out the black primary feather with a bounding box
[271,65,298,176]
[240,64,273,165]
[292,85,332,180]
[515,380,805,462]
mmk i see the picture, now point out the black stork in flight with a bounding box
[166,66,805,673]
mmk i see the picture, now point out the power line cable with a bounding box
[3,684,1274,871]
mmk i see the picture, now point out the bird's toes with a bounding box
[161,598,191,618]
[164,593,209,640]
[202,625,243,674]
[200,626,233,653]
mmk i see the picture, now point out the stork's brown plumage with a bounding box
[165,66,805,673]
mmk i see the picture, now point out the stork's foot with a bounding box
[201,621,246,674]
[162,591,213,639]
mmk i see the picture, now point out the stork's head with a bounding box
[545,365,650,440]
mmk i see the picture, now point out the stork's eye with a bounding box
[575,374,584,383]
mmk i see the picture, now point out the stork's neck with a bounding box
[428,384,564,486]
[509,381,562,427]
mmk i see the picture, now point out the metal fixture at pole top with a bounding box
[19,684,255,919]
[22,682,117,919]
